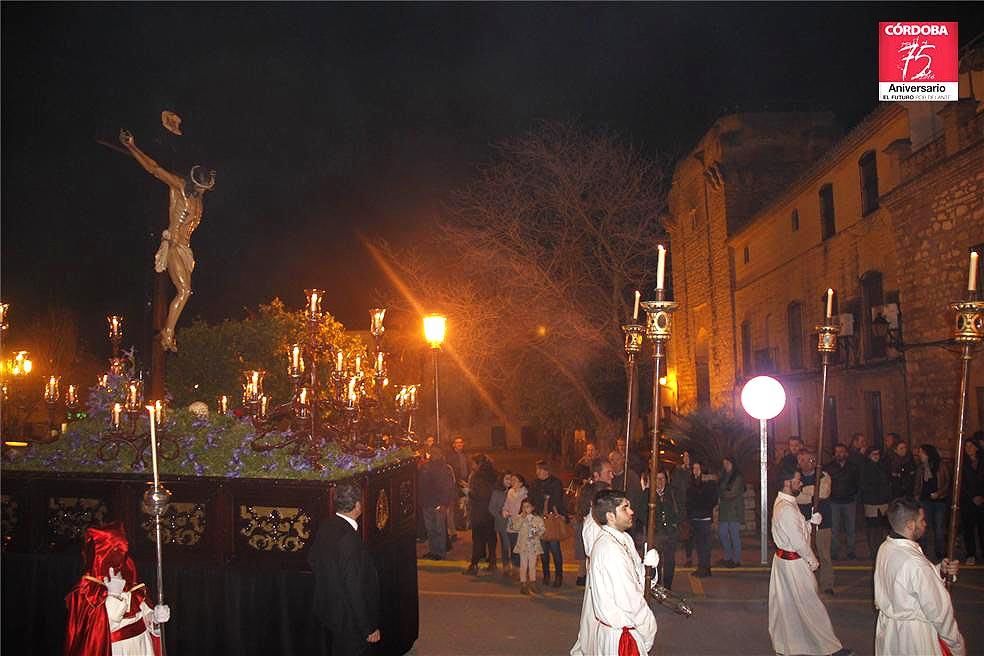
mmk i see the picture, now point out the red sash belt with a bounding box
[111,619,147,643]
[775,549,801,560]
[596,618,640,656]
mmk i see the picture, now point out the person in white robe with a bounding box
[571,506,604,655]
[874,497,964,656]
[769,466,851,656]
[579,489,657,656]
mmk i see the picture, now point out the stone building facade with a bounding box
[666,102,984,459]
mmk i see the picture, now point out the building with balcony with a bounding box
[666,100,984,458]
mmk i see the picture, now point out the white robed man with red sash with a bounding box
[769,465,853,656]
[580,488,658,656]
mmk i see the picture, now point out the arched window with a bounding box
[787,302,804,370]
[859,151,879,215]
[819,183,836,240]
[741,319,752,375]
[861,270,886,359]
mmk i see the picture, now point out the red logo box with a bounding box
[878,22,958,101]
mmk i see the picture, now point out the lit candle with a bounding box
[291,345,301,372]
[218,395,228,414]
[409,385,417,407]
[348,377,357,402]
[66,384,78,406]
[310,291,319,314]
[45,376,60,403]
[336,351,344,372]
[633,290,640,321]
[259,395,269,418]
[112,403,122,429]
[656,245,667,291]
[299,387,309,405]
[98,374,109,389]
[146,405,160,489]
[354,354,361,372]
[154,400,164,425]
[825,288,834,319]
[969,251,979,292]
[107,315,122,339]
[376,352,384,371]
[129,383,138,407]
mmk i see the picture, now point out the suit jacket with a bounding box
[307,515,381,644]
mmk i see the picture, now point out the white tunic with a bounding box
[874,536,965,656]
[581,525,657,656]
[768,492,842,656]
[571,513,604,655]
[105,592,160,656]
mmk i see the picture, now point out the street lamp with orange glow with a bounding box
[741,375,786,564]
[423,314,447,446]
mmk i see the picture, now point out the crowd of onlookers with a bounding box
[416,428,984,594]
[415,435,570,594]
[778,431,984,569]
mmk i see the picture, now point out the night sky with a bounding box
[3,4,982,353]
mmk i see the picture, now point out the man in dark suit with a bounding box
[308,483,381,655]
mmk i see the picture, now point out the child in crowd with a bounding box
[508,499,544,595]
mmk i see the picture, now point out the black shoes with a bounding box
[553,574,563,587]
[463,565,478,575]
[693,568,712,578]
[419,552,444,560]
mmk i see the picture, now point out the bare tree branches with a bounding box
[379,121,668,434]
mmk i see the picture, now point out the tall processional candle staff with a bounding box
[946,250,983,585]
[640,244,677,595]
[621,290,644,492]
[812,288,839,523]
[144,404,171,653]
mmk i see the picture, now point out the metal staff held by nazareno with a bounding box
[945,252,982,587]
[640,244,677,590]
[621,291,644,492]
[144,405,171,653]
[812,288,839,524]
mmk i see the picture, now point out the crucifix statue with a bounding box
[119,129,215,352]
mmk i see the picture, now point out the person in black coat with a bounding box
[860,447,892,558]
[464,453,499,575]
[529,459,568,586]
[418,448,454,559]
[307,483,381,656]
[687,460,718,578]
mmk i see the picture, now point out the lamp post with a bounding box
[423,314,446,446]
[740,375,786,565]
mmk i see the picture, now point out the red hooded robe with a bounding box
[64,522,161,656]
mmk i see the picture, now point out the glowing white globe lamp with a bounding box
[741,375,787,564]
[740,375,787,420]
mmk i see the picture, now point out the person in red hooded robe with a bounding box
[64,522,170,656]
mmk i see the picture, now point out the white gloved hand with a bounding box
[809,512,823,526]
[104,567,126,595]
[154,604,170,624]
[643,548,660,568]
[807,558,819,572]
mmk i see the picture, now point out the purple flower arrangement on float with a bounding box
[4,381,412,481]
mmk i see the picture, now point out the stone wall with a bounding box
[882,100,984,451]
